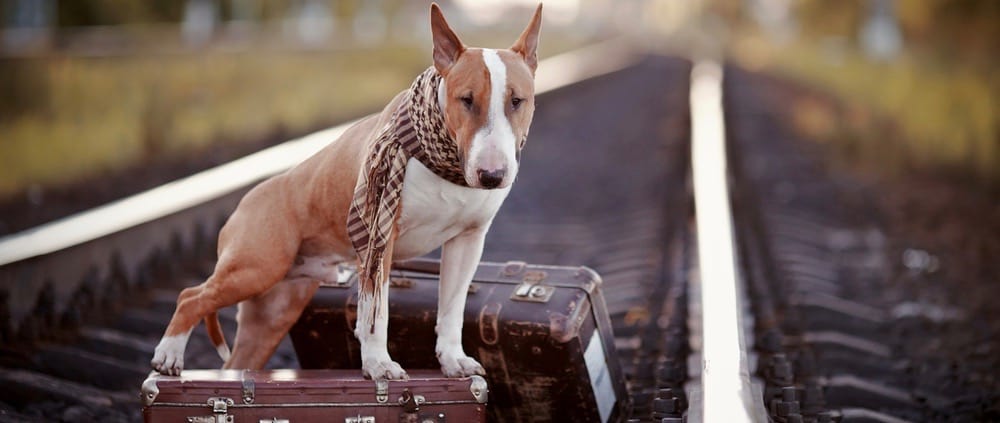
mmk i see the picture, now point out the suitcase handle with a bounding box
[393,258,520,276]
[392,258,442,274]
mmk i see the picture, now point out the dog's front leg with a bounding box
[436,227,488,377]
[355,243,408,380]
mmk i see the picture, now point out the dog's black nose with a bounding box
[477,169,505,189]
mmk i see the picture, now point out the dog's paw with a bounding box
[438,352,485,378]
[151,346,184,376]
[362,358,409,380]
[151,335,187,376]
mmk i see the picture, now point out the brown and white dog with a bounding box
[151,3,542,380]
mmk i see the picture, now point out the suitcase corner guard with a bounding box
[470,375,488,404]
[141,371,160,407]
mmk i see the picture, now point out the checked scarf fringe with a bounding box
[347,67,467,333]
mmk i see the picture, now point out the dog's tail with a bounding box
[205,312,232,362]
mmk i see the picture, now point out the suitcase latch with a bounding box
[186,397,234,423]
[242,373,255,404]
[346,416,375,423]
[511,270,554,303]
[375,379,389,403]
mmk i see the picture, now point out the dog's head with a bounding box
[430,3,542,189]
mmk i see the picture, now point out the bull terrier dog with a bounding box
[151,3,543,380]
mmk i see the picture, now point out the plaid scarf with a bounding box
[347,67,467,332]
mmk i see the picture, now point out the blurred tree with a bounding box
[226,0,261,21]
[791,0,998,66]
[895,0,999,66]
[794,0,863,39]
[56,0,183,26]
[259,0,294,20]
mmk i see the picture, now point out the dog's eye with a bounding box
[460,95,474,109]
[511,97,523,109]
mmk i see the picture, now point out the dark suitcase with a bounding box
[289,259,628,422]
[141,369,487,422]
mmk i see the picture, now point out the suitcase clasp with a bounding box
[511,270,554,303]
[242,373,255,404]
[346,416,376,423]
[375,379,389,403]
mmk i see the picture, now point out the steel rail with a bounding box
[688,60,766,422]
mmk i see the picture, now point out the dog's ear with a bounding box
[511,3,543,73]
[430,3,465,76]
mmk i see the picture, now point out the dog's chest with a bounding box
[393,159,510,259]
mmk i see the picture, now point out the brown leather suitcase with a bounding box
[289,259,628,422]
[140,369,487,422]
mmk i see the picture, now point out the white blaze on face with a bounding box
[466,48,518,188]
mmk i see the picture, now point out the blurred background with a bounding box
[712,0,998,190]
[0,0,996,234]
[0,2,997,420]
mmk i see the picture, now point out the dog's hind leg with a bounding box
[151,180,301,375]
[150,284,203,375]
[151,260,289,375]
[225,277,320,370]
[151,210,298,375]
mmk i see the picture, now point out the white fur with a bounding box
[394,159,510,259]
[352,159,506,379]
[465,49,519,188]
[435,227,488,377]
[216,343,231,362]
[355,288,408,379]
[396,160,501,377]
[151,328,193,376]
[285,160,507,379]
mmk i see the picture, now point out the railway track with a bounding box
[0,41,994,422]
[723,66,998,422]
